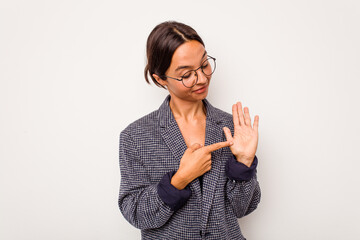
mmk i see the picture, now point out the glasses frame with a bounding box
[164,55,216,88]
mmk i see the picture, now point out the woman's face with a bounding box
[158,40,211,103]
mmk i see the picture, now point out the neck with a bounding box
[169,96,206,121]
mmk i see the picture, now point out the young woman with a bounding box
[118,21,260,240]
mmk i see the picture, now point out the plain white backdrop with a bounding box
[1,0,360,239]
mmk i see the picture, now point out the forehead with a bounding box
[170,40,206,68]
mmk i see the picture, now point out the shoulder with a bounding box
[120,109,160,138]
[120,95,171,143]
[205,100,235,133]
[213,106,233,123]
[204,99,233,124]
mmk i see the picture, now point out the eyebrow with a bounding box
[174,51,207,72]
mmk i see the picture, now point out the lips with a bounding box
[193,85,208,93]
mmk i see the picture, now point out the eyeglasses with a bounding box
[164,56,216,88]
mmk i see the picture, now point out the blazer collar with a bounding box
[158,95,223,128]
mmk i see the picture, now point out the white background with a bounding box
[1,0,359,239]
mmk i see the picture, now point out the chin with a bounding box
[191,85,209,98]
[190,91,208,102]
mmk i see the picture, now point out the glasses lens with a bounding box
[180,57,216,88]
[202,58,216,76]
[182,70,197,88]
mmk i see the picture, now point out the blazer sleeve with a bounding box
[118,131,190,230]
[225,155,261,218]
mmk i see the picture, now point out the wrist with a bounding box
[235,155,254,167]
[171,171,191,190]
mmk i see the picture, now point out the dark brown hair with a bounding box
[144,21,205,88]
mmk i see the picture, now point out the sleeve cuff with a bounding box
[157,171,192,211]
[225,155,258,182]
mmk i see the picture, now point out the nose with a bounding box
[195,68,208,85]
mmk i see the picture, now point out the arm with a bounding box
[225,155,261,217]
[222,102,261,217]
[118,131,190,230]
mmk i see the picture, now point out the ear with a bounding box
[152,74,167,88]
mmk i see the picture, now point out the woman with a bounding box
[118,21,260,240]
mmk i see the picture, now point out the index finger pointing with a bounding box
[203,141,232,153]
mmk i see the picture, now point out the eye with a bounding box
[201,60,209,68]
[182,71,192,79]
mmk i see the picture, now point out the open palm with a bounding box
[223,102,259,167]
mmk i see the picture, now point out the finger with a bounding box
[253,115,259,133]
[223,127,233,142]
[205,163,211,173]
[244,107,252,126]
[188,143,203,152]
[237,102,245,126]
[232,104,240,127]
[203,141,232,153]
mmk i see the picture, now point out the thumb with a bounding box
[188,143,203,152]
[223,127,233,142]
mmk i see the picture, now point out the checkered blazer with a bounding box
[119,95,261,239]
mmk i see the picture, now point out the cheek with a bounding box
[167,81,188,93]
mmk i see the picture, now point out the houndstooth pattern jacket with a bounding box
[118,95,261,239]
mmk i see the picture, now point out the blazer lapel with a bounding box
[200,99,225,230]
[158,95,202,201]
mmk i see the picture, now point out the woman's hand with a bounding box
[171,141,232,190]
[223,102,259,167]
